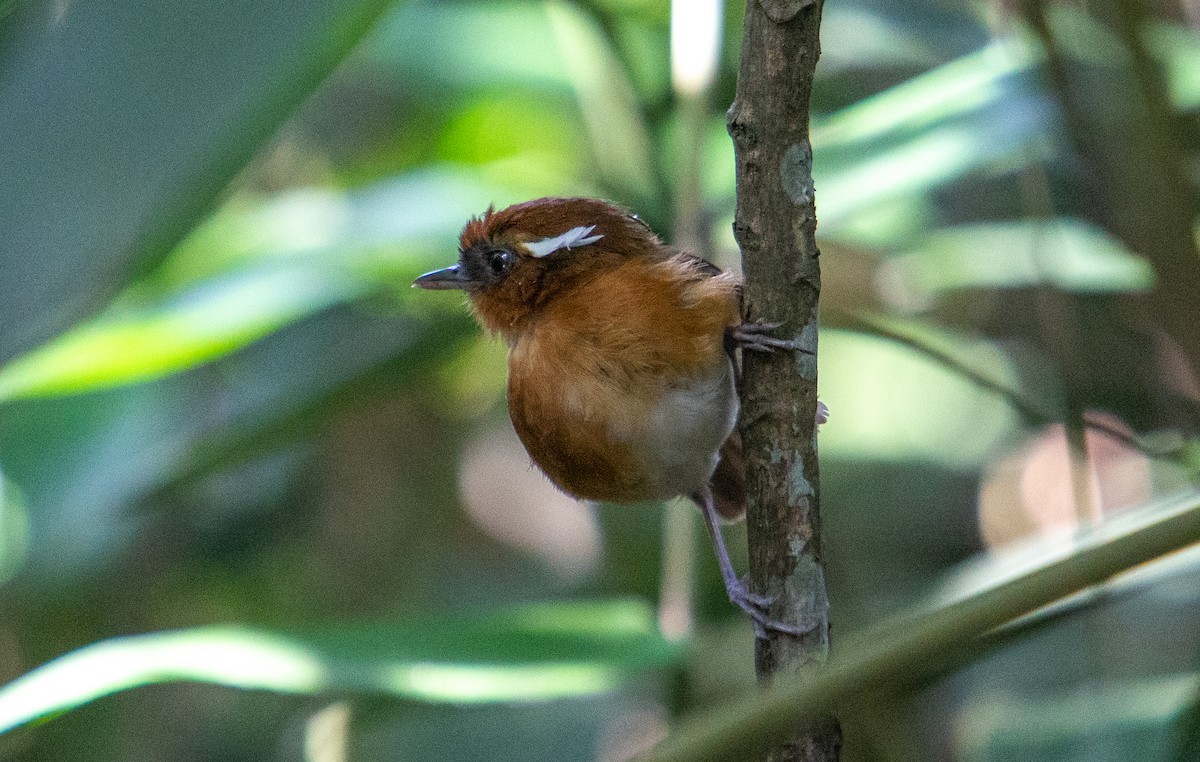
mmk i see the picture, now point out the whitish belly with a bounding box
[615,360,738,500]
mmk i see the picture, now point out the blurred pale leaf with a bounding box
[879,219,1155,312]
[1148,22,1200,110]
[820,6,946,72]
[0,600,678,734]
[545,1,659,206]
[821,0,989,71]
[956,674,1198,762]
[818,327,1021,467]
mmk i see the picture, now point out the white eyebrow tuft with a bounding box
[525,225,604,258]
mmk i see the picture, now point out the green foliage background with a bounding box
[2,0,1200,759]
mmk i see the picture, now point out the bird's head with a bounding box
[413,197,664,339]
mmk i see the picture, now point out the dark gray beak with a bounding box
[413,265,470,290]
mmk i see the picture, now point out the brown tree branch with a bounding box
[728,0,839,759]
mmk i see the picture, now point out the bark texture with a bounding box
[728,0,840,759]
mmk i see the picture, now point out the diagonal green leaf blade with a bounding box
[0,168,508,401]
[641,492,1200,761]
[0,600,680,734]
[0,266,365,401]
[0,0,394,364]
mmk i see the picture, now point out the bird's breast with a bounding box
[508,351,737,504]
[504,257,740,504]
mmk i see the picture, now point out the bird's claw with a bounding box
[729,321,811,354]
[727,575,813,639]
[727,323,829,428]
[816,400,830,426]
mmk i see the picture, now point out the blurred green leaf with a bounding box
[0,168,508,401]
[608,14,671,103]
[360,0,659,205]
[1044,3,1131,69]
[786,25,1200,242]
[705,39,1056,240]
[436,95,587,192]
[0,600,679,734]
[1171,684,1200,762]
[0,470,29,586]
[360,3,575,92]
[818,327,1022,467]
[0,306,471,580]
[0,0,394,364]
[643,492,1200,761]
[545,1,660,206]
[880,219,1156,311]
[1148,22,1200,111]
[161,167,512,287]
[0,169,495,574]
[814,38,1042,150]
[957,674,1198,762]
[0,267,366,401]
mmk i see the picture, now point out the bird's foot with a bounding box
[729,322,828,427]
[728,321,812,354]
[726,575,814,639]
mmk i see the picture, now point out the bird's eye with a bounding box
[487,249,514,276]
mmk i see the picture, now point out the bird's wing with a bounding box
[674,252,725,279]
[669,252,749,520]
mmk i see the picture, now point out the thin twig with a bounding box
[831,309,1186,462]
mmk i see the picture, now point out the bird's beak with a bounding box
[413,265,470,290]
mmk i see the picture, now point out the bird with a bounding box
[414,196,823,636]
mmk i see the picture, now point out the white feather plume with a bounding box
[525,225,604,258]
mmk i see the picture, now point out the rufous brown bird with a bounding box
[414,197,822,635]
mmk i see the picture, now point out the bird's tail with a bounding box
[710,431,746,521]
[709,402,827,521]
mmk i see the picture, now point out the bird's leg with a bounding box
[693,486,812,639]
[727,321,813,354]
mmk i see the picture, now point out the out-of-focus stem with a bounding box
[658,2,722,640]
